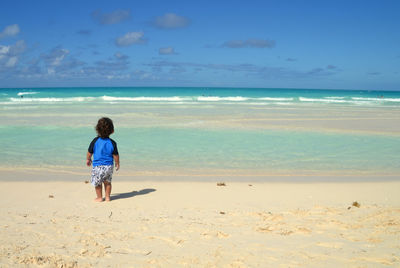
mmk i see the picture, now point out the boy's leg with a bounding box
[104,181,112,201]
[94,185,103,202]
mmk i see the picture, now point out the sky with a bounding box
[0,0,399,90]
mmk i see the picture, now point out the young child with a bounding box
[86,117,120,202]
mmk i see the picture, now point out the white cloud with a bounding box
[159,47,177,55]
[115,32,146,47]
[5,56,18,67]
[93,52,130,72]
[153,13,190,29]
[0,24,20,39]
[0,45,10,55]
[133,70,159,80]
[0,40,26,69]
[9,40,27,54]
[41,47,70,66]
[106,74,131,80]
[52,54,66,66]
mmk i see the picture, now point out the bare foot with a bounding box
[94,197,103,202]
[105,197,111,202]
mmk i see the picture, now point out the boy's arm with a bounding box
[86,152,92,166]
[87,137,98,167]
[113,154,120,171]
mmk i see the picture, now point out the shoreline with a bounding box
[1,169,399,182]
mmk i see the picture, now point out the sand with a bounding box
[1,178,399,267]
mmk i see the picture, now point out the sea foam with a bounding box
[352,97,400,102]
[299,97,348,103]
[197,96,249,101]
[17,91,39,96]
[10,97,94,102]
[102,96,189,102]
[258,97,294,101]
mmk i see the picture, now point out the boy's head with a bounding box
[96,117,114,138]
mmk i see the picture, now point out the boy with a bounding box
[86,117,120,202]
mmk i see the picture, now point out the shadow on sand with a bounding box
[111,188,156,201]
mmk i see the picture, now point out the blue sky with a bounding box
[0,0,399,90]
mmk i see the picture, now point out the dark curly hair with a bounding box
[96,117,114,138]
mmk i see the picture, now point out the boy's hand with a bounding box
[113,154,120,171]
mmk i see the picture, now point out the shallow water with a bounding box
[1,87,399,178]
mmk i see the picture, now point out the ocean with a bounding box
[2,87,400,106]
[1,87,399,179]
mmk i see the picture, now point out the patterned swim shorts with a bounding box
[91,165,113,186]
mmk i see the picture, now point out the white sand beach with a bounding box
[1,178,399,267]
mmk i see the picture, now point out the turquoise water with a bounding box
[0,125,399,175]
[0,87,399,177]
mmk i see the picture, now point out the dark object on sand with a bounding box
[348,201,361,209]
[84,180,89,184]
[217,182,226,186]
[48,195,54,198]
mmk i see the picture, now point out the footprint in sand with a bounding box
[256,212,284,222]
[296,227,312,234]
[257,226,274,233]
[201,231,230,239]
[257,226,311,235]
[147,236,185,246]
[17,255,78,267]
[279,230,294,236]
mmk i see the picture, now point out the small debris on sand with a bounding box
[248,184,253,187]
[84,180,89,184]
[48,195,54,198]
[217,182,226,186]
[220,211,226,215]
[348,201,361,209]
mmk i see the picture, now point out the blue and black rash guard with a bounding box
[88,137,119,167]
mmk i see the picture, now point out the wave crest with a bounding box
[17,91,39,96]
